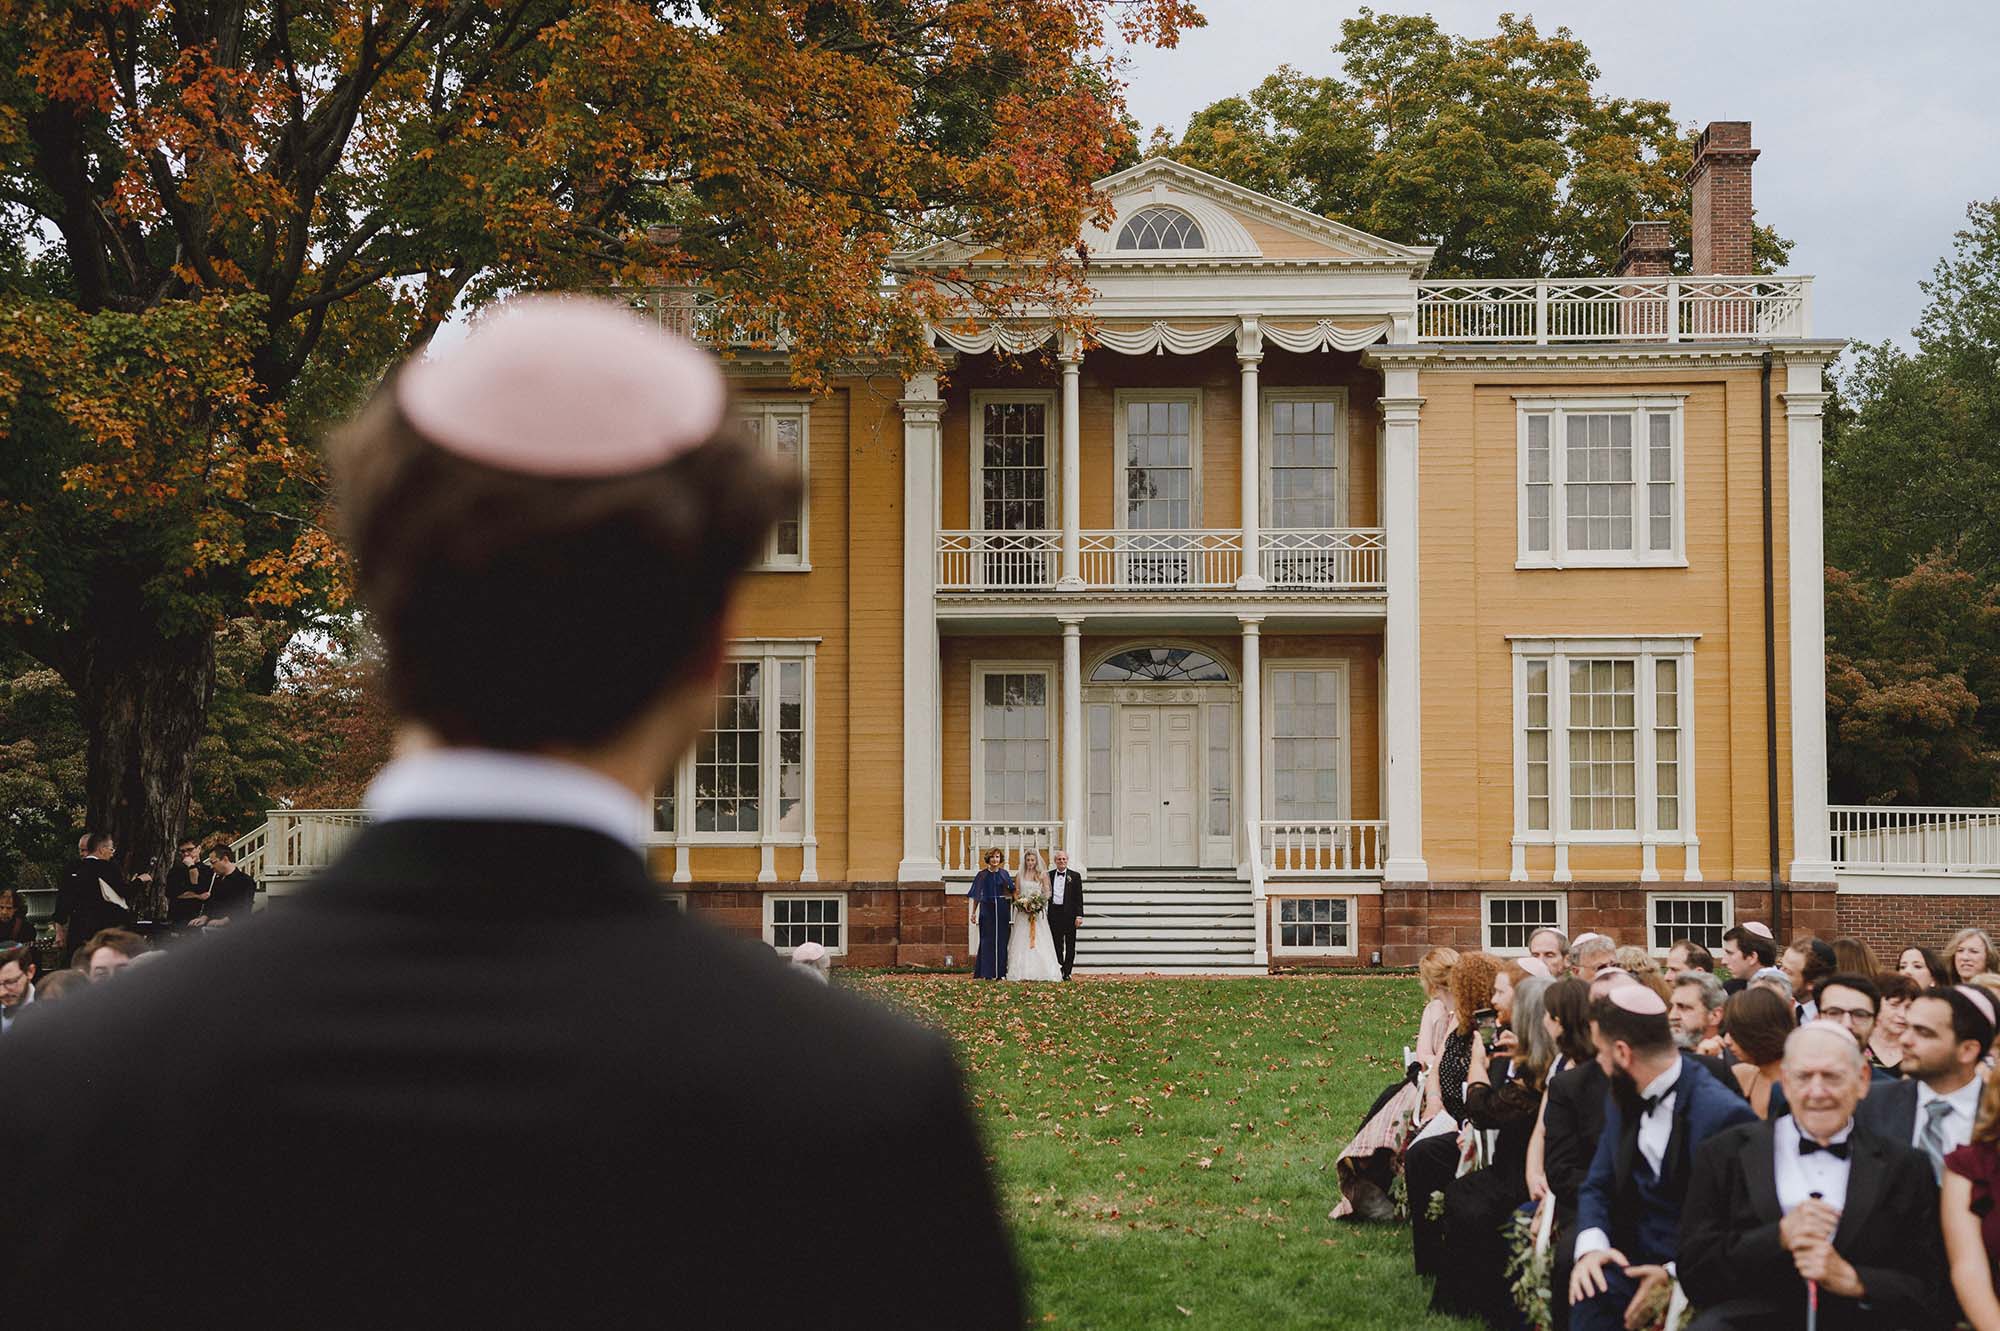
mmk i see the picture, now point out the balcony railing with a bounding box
[1260,820,1388,877]
[936,528,1386,594]
[1415,276,1812,343]
[231,809,368,884]
[937,821,1066,877]
[1829,806,2000,875]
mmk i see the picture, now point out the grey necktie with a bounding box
[1921,1097,1957,1180]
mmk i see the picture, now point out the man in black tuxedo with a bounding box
[1855,984,1992,1176]
[0,299,1022,1330]
[52,831,139,959]
[195,844,256,929]
[1679,1022,1948,1329]
[162,839,215,926]
[1046,849,1085,979]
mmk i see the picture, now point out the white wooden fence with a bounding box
[1830,806,2000,875]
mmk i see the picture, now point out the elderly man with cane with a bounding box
[1678,1021,1949,1329]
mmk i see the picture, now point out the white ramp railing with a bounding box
[1829,806,2000,875]
[1260,820,1389,877]
[936,821,1065,877]
[233,810,367,883]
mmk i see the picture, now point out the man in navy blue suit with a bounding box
[1569,982,1759,1331]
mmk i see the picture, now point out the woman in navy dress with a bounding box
[967,850,1013,980]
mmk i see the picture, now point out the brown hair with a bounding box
[331,380,796,750]
[1975,1068,2000,1147]
[1450,952,1502,1036]
[1723,986,1794,1067]
[1876,971,1921,1005]
[34,969,87,1003]
[1832,937,1878,977]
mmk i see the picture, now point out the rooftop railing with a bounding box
[1414,276,1812,343]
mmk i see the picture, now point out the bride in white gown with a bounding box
[1006,850,1064,982]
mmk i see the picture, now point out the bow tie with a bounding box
[1799,1138,1851,1160]
[1639,1093,1668,1118]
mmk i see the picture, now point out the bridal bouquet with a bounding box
[1012,879,1049,917]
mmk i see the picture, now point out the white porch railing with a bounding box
[936,821,1066,876]
[1260,820,1389,877]
[1415,276,1813,343]
[1080,529,1241,589]
[232,810,368,883]
[1260,529,1386,589]
[1829,806,2000,875]
[935,530,1059,591]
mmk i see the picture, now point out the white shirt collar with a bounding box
[1780,1114,1855,1151]
[1638,1056,1685,1104]
[365,749,646,851]
[1918,1071,1985,1117]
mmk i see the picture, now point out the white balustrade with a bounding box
[233,809,368,883]
[1415,276,1812,344]
[935,530,1059,591]
[1260,820,1389,877]
[935,821,1066,876]
[1259,529,1386,589]
[1829,806,2000,875]
[1077,529,1242,589]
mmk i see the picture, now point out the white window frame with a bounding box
[969,391,1059,535]
[643,639,819,885]
[1515,395,1686,569]
[1645,892,1734,958]
[740,399,811,570]
[1261,659,1353,823]
[661,892,689,914]
[1509,635,1701,884]
[1113,204,1208,255]
[970,660,1060,824]
[1113,389,1204,531]
[1259,387,1349,529]
[1481,892,1569,957]
[1270,895,1359,957]
[763,893,847,957]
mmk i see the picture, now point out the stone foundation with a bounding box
[1836,893,2000,963]
[678,881,956,969]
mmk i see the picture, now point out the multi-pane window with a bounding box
[1086,704,1114,839]
[1276,898,1352,954]
[1124,398,1195,530]
[740,402,809,566]
[652,642,816,846]
[1649,895,1731,953]
[1513,638,1695,848]
[1270,668,1343,821]
[1485,895,1565,954]
[768,896,844,954]
[1518,400,1682,566]
[1206,705,1233,838]
[979,400,1049,532]
[1115,206,1204,251]
[1267,397,1341,528]
[980,671,1050,822]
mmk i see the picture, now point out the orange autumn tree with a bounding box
[0,0,1202,884]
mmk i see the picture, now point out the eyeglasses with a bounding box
[1819,1005,1876,1023]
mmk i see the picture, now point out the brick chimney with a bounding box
[1687,121,1759,274]
[1615,220,1675,277]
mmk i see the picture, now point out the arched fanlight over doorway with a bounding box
[1090,647,1230,683]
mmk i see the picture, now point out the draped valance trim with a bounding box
[932,315,1396,357]
[1260,318,1394,353]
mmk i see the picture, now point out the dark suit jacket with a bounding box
[1046,868,1084,919]
[53,855,136,949]
[1853,1075,1920,1148]
[1679,1119,1947,1330]
[1576,1055,1757,1264]
[0,821,1022,1330]
[1542,1060,1608,1228]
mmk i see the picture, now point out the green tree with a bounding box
[0,0,1201,883]
[1158,9,1791,276]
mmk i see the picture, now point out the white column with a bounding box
[1785,360,1836,882]
[1057,333,1084,590]
[1241,615,1267,963]
[1060,617,1085,864]
[1381,368,1429,881]
[1236,318,1266,591]
[898,374,945,881]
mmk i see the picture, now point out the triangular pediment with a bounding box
[900,158,1432,270]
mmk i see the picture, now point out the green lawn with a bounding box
[851,973,1481,1330]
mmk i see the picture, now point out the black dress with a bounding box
[1431,1058,1543,1326]
[1408,1029,1475,1277]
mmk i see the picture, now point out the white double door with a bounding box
[1117,705,1199,867]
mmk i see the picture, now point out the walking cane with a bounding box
[1805,1190,1823,1331]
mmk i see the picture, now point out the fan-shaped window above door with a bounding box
[1090,647,1230,683]
[1115,206,1205,251]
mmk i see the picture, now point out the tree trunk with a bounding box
[78,620,218,919]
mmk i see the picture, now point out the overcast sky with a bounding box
[1115,1,2000,350]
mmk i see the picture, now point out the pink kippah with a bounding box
[1606,984,1667,1015]
[396,295,727,477]
[1957,985,1999,1029]
[1517,956,1552,979]
[1741,921,1774,940]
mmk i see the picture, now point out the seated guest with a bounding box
[1408,952,1504,1277]
[1943,1071,2000,1331]
[1812,974,1898,1083]
[1529,928,1570,978]
[1615,946,1669,996]
[1725,986,1796,1117]
[1665,939,1715,980]
[0,943,37,1034]
[1432,976,1556,1324]
[1530,977,1601,1331]
[1871,972,1919,1077]
[1952,929,2000,983]
[1782,937,1837,1020]
[197,845,256,928]
[1901,945,1954,990]
[1858,985,1994,1177]
[1569,934,1617,982]
[1831,936,1878,977]
[1751,968,1795,1002]
[0,887,32,945]
[1671,971,1727,1054]
[82,928,147,981]
[1719,922,1778,994]
[1567,986,1757,1331]
[30,969,86,1006]
[1332,946,1459,1220]
[1678,1022,1948,1330]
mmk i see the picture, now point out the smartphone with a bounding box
[1472,1007,1499,1045]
